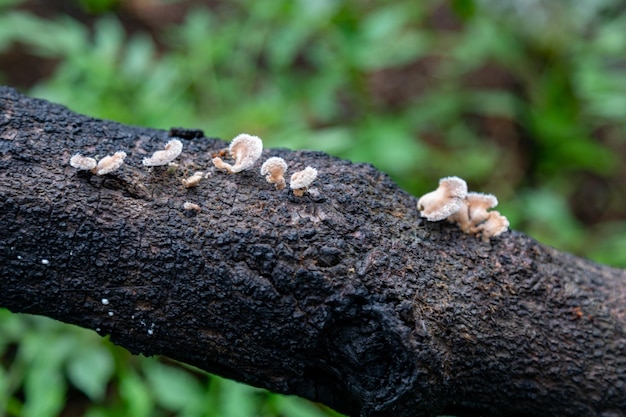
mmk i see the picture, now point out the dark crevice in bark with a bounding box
[1,86,625,417]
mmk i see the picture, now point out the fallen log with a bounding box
[1,86,625,417]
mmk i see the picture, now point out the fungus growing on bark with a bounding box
[417,176,467,221]
[448,192,498,233]
[93,151,127,175]
[183,201,201,212]
[182,171,204,188]
[419,177,509,241]
[474,211,509,242]
[143,139,183,166]
[212,133,263,173]
[260,157,288,190]
[70,152,126,175]
[290,166,317,197]
[69,154,97,171]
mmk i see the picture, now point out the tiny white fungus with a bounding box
[183,201,201,212]
[108,311,114,317]
[261,157,288,190]
[70,154,97,171]
[290,166,318,196]
[417,176,467,221]
[41,259,50,265]
[101,298,110,305]
[212,133,263,173]
[418,176,509,241]
[143,139,183,166]
[182,171,204,188]
[94,151,127,175]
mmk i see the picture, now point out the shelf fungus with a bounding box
[212,133,263,173]
[261,157,288,190]
[143,139,183,166]
[417,176,468,221]
[70,151,127,176]
[418,176,509,241]
[290,166,317,197]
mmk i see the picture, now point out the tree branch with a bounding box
[1,86,625,417]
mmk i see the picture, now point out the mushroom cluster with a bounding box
[258,157,318,196]
[70,151,127,176]
[417,176,509,241]
[70,132,320,198]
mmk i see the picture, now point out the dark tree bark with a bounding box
[0,86,625,417]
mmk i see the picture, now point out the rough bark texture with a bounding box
[1,86,625,417]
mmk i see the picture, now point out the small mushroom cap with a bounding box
[467,192,498,209]
[228,133,263,172]
[466,192,498,224]
[69,154,97,171]
[290,166,318,190]
[475,210,509,241]
[261,157,288,189]
[417,176,468,221]
[143,139,183,166]
[94,151,127,175]
[260,157,288,176]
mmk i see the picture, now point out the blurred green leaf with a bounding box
[588,222,626,268]
[273,395,337,417]
[352,4,428,70]
[217,377,260,417]
[451,0,476,19]
[118,368,153,417]
[66,344,115,401]
[0,0,24,8]
[79,0,120,15]
[144,361,205,413]
[21,361,66,417]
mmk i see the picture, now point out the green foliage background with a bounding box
[1,0,625,416]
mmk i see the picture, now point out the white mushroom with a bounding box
[94,151,127,175]
[417,176,467,221]
[143,139,183,166]
[448,192,498,233]
[212,134,263,173]
[290,166,318,197]
[260,157,288,190]
[474,210,509,242]
[69,154,97,171]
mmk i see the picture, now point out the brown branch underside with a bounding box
[1,86,625,417]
